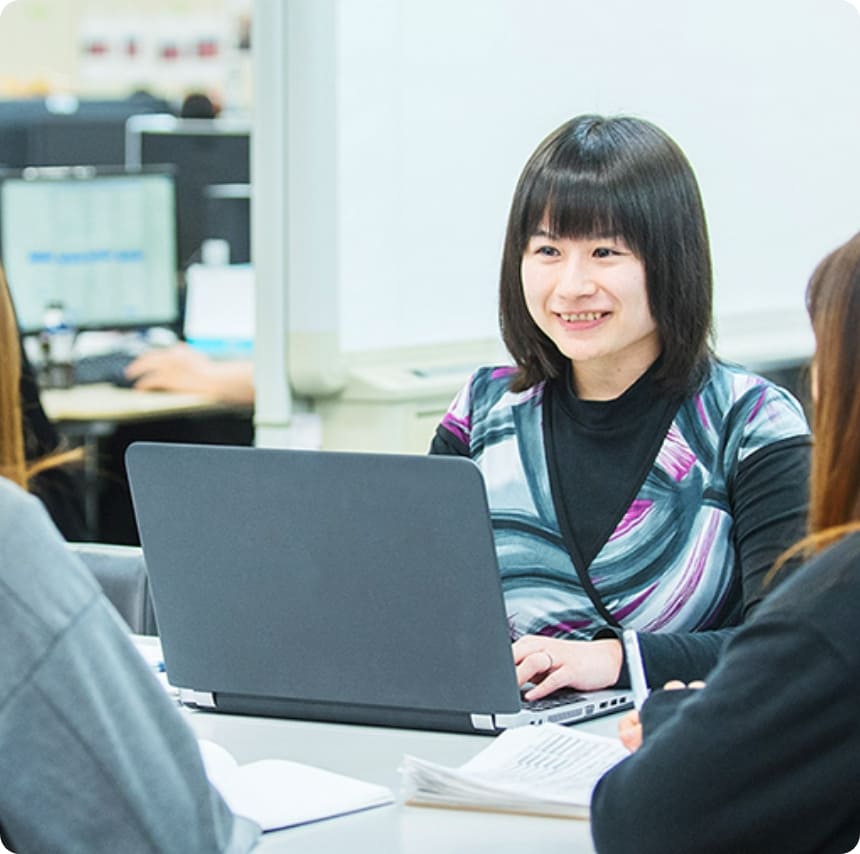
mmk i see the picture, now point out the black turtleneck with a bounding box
[544,359,679,570]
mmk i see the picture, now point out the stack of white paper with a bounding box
[401,723,628,819]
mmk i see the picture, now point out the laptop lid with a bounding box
[126,442,630,733]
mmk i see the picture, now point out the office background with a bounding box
[2,0,858,451]
[250,0,860,447]
[0,0,252,109]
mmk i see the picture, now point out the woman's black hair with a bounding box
[499,114,713,394]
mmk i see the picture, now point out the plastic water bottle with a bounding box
[39,301,76,389]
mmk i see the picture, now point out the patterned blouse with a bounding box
[432,360,811,684]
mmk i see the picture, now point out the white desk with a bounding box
[185,708,619,853]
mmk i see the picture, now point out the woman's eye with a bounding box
[593,246,618,258]
[536,245,559,257]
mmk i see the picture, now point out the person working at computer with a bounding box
[124,342,254,405]
[590,230,860,854]
[0,265,261,853]
[430,114,811,697]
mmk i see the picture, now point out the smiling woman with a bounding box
[430,114,811,699]
[520,232,656,400]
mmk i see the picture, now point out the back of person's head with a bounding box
[180,92,218,119]
[805,231,860,539]
[499,114,713,394]
[0,266,26,487]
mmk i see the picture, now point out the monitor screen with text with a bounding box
[0,166,179,334]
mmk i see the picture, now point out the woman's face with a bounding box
[520,224,660,397]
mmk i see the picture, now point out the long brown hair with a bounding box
[772,232,860,572]
[0,267,79,488]
[0,266,27,486]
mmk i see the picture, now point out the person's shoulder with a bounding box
[699,359,797,404]
[468,364,544,408]
[692,359,809,438]
[0,476,42,518]
[756,531,860,666]
[0,477,100,628]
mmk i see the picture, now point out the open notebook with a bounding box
[126,442,631,733]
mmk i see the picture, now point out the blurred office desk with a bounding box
[42,383,253,542]
[186,710,617,854]
[41,382,237,423]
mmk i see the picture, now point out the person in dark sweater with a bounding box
[590,231,860,854]
[431,115,810,698]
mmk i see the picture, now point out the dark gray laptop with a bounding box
[126,442,631,734]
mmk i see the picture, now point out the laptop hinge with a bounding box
[179,688,216,709]
[469,714,496,731]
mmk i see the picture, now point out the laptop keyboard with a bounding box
[522,688,588,711]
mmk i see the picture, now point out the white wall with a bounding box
[330,0,860,353]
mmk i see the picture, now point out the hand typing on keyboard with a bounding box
[124,343,254,404]
[512,635,625,701]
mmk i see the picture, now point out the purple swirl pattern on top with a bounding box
[440,411,470,445]
[612,582,658,623]
[433,361,810,643]
[643,513,721,632]
[746,387,766,423]
[695,394,710,429]
[610,498,654,541]
[438,375,474,445]
[655,426,697,483]
[537,618,593,636]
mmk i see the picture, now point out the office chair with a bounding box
[67,542,157,636]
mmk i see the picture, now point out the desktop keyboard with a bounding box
[73,351,137,387]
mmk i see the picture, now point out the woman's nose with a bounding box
[555,257,597,298]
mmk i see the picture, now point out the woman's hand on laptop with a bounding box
[512,636,624,700]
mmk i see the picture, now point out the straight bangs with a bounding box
[514,163,645,260]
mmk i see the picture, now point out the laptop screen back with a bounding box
[126,442,523,726]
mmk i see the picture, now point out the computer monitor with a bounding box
[0,99,49,168]
[0,166,179,335]
[204,183,251,264]
[0,96,172,170]
[27,116,129,168]
[125,115,250,269]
